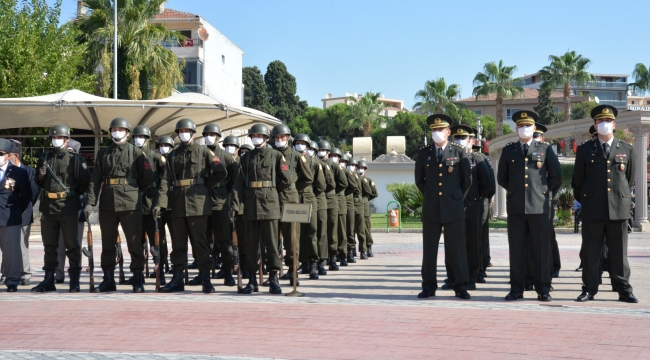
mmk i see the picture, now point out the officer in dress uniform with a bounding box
[574,105,638,303]
[497,111,561,302]
[415,115,472,299]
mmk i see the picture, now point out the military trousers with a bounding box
[98,210,145,272]
[421,219,468,292]
[0,225,22,286]
[507,214,551,295]
[235,215,248,269]
[316,208,328,263]
[170,215,211,271]
[326,208,338,257]
[337,214,347,259]
[481,207,491,270]
[581,219,632,296]
[550,223,561,273]
[55,219,84,281]
[364,215,374,248]
[207,209,234,270]
[40,213,82,273]
[141,214,168,272]
[281,203,299,269]
[465,206,482,282]
[247,220,281,273]
[346,208,355,250]
[161,210,173,268]
[354,212,367,253]
[298,192,318,264]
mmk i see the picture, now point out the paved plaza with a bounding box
[0,228,649,359]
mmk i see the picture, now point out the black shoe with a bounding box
[31,271,56,293]
[214,259,221,270]
[368,246,374,257]
[188,274,202,286]
[297,263,308,274]
[148,272,156,278]
[476,275,486,284]
[318,263,327,276]
[187,261,198,269]
[440,280,453,290]
[241,269,250,278]
[347,250,356,263]
[538,293,552,302]
[68,269,81,293]
[213,269,226,279]
[55,278,64,284]
[479,270,488,278]
[160,269,185,293]
[329,256,340,271]
[619,293,639,303]
[123,276,134,285]
[360,252,368,260]
[418,290,435,298]
[262,279,270,286]
[7,284,17,292]
[93,271,117,293]
[240,272,258,294]
[524,284,534,291]
[468,281,477,290]
[201,271,215,294]
[289,272,300,287]
[223,269,235,286]
[486,262,493,267]
[576,291,594,302]
[20,279,30,286]
[309,262,319,280]
[280,270,291,280]
[132,271,145,293]
[575,266,583,272]
[552,270,560,278]
[549,286,554,292]
[340,257,348,266]
[505,292,523,301]
[269,271,282,294]
[455,290,471,300]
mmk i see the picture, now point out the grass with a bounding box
[370,214,509,229]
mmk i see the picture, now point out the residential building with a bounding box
[322,93,408,118]
[628,95,650,111]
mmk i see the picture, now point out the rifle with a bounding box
[144,232,150,278]
[232,216,242,293]
[116,235,126,285]
[152,216,161,292]
[278,229,284,277]
[82,219,94,292]
[258,242,264,285]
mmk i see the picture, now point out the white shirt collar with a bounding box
[0,163,8,172]
[435,142,447,152]
[519,138,533,147]
[599,137,614,148]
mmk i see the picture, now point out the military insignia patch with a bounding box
[82,163,87,169]
[144,161,151,170]
[213,157,221,165]
[281,163,289,171]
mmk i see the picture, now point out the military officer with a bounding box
[497,110,561,302]
[415,114,471,299]
[85,118,154,293]
[353,159,371,259]
[309,139,334,275]
[573,105,638,303]
[156,135,174,273]
[232,124,291,294]
[157,119,227,293]
[475,144,496,282]
[339,154,359,263]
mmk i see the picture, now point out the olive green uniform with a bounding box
[364,177,378,249]
[87,142,154,272]
[329,160,347,259]
[312,157,331,265]
[297,155,321,265]
[232,154,249,270]
[355,174,371,253]
[140,146,166,271]
[344,169,358,253]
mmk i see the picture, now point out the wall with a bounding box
[366,162,415,214]
[202,20,243,106]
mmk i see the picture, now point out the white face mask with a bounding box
[307,149,315,157]
[331,157,339,163]
[51,138,65,148]
[178,132,193,143]
[225,146,237,155]
[465,140,473,149]
[204,135,217,146]
[294,144,307,152]
[454,139,466,146]
[317,150,327,158]
[431,131,447,144]
[159,145,171,155]
[357,169,365,175]
[0,155,7,167]
[347,165,355,172]
[597,121,614,136]
[275,140,287,148]
[251,137,265,147]
[517,126,534,139]
[111,130,126,141]
[134,137,146,148]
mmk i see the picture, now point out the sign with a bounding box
[281,203,312,224]
[628,106,650,111]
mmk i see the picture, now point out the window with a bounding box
[181,59,203,93]
[506,108,522,120]
[647,100,650,105]
[222,55,225,64]
[632,101,635,104]
[554,107,559,113]
[473,110,482,116]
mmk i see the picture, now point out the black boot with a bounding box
[298,263,308,274]
[290,271,300,287]
[93,270,116,293]
[223,269,235,286]
[240,272,258,294]
[340,255,348,266]
[347,250,356,263]
[214,257,222,270]
[213,269,226,279]
[353,249,358,257]
[132,271,145,293]
[32,271,56,293]
[188,272,202,286]
[159,270,166,285]
[329,255,339,271]
[360,252,368,260]
[280,269,291,280]
[309,262,319,280]
[160,269,185,292]
[269,271,282,294]
[187,261,198,269]
[318,260,328,275]
[201,270,215,293]
[368,246,374,257]
[242,269,250,278]
[68,269,81,293]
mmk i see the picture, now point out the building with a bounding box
[628,95,650,111]
[153,6,244,106]
[322,93,408,118]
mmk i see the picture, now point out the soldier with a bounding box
[353,158,371,259]
[365,167,378,257]
[131,125,167,285]
[232,124,291,294]
[223,135,240,156]
[235,143,252,278]
[156,135,174,273]
[497,111,561,302]
[270,125,313,284]
[309,139,333,275]
[317,142,347,270]
[29,126,90,293]
[339,154,359,263]
[200,124,238,287]
[475,144,496,282]
[157,119,227,293]
[574,105,638,303]
[85,118,154,293]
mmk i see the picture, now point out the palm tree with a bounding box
[412,78,461,114]
[341,92,386,137]
[539,51,594,122]
[630,63,650,95]
[472,60,523,136]
[78,0,185,99]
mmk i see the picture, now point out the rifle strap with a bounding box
[44,152,70,195]
[288,149,295,190]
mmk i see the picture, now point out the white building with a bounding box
[321,93,408,118]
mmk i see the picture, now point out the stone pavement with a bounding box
[0,228,649,359]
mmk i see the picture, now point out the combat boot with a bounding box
[368,246,374,257]
[160,269,185,292]
[269,271,282,294]
[309,262,319,280]
[132,271,145,293]
[340,255,348,266]
[188,272,202,286]
[280,268,292,280]
[68,269,81,293]
[201,271,215,294]
[223,269,235,286]
[360,252,368,260]
[329,255,339,271]
[213,269,226,279]
[31,271,56,293]
[318,260,328,275]
[347,249,356,263]
[240,272,258,294]
[93,270,116,293]
[290,271,300,287]
[187,261,198,269]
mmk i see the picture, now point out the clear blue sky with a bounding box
[53,0,650,109]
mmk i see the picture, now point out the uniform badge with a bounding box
[620,164,625,171]
[281,163,289,171]
[82,163,87,169]
[144,161,152,170]
[537,161,542,169]
[213,156,221,165]
[448,166,453,173]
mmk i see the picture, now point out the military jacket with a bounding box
[0,165,32,227]
[465,152,492,218]
[140,146,166,215]
[414,142,471,223]
[276,145,313,204]
[497,140,561,215]
[572,138,635,221]
[354,172,367,215]
[207,145,239,211]
[345,169,359,211]
[363,176,377,216]
[309,156,328,211]
[36,147,90,216]
[88,142,154,212]
[330,160,348,214]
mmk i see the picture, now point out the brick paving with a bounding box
[0,228,649,359]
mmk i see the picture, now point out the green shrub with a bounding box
[386,182,417,217]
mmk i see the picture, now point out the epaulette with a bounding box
[506,142,514,146]
[450,142,464,148]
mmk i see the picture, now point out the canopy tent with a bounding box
[0,89,281,153]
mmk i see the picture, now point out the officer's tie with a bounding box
[603,142,610,158]
[522,143,529,157]
[437,147,443,163]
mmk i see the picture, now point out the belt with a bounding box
[248,181,275,188]
[46,191,68,199]
[105,178,129,185]
[214,182,226,188]
[174,179,204,187]
[148,182,158,189]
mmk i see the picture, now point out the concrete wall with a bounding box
[202,21,243,106]
[366,162,415,214]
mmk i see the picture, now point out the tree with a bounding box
[243,66,273,113]
[264,60,306,122]
[445,107,479,127]
[472,60,523,137]
[78,0,184,99]
[539,51,594,123]
[534,83,560,125]
[571,100,598,120]
[342,92,386,137]
[630,63,650,95]
[372,111,427,159]
[287,116,312,137]
[413,78,461,114]
[479,115,512,140]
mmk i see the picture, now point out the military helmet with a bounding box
[202,124,222,136]
[340,154,349,163]
[156,135,174,147]
[175,118,196,133]
[240,144,254,151]
[317,140,331,151]
[349,157,358,166]
[109,117,131,131]
[309,140,318,150]
[357,159,368,169]
[49,124,70,138]
[222,135,240,147]
[330,147,342,157]
[271,124,291,138]
[293,133,310,144]
[132,125,151,138]
[249,124,270,138]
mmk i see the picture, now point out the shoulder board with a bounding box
[326,165,331,171]
[506,142,514,146]
[371,181,375,186]
[450,142,463,148]
[282,155,287,162]
[318,164,322,170]
[209,150,215,157]
[160,156,166,163]
[301,155,307,162]
[363,178,367,183]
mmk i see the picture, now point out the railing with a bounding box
[597,100,627,107]
[571,80,628,89]
[159,38,203,48]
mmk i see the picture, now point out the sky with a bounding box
[52,0,650,109]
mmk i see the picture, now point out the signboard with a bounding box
[628,106,650,111]
[281,203,312,223]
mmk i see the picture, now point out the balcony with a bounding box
[571,80,628,90]
[597,100,627,108]
[159,38,204,49]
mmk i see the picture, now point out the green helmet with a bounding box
[271,124,291,138]
[240,144,254,151]
[348,157,358,166]
[109,117,131,131]
[340,154,349,163]
[357,159,368,169]
[317,140,331,151]
[156,135,174,147]
[330,147,342,157]
[175,118,196,133]
[202,124,222,136]
[309,140,318,150]
[248,124,270,138]
[222,135,240,147]
[293,133,310,144]
[49,124,70,138]
[132,125,151,138]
